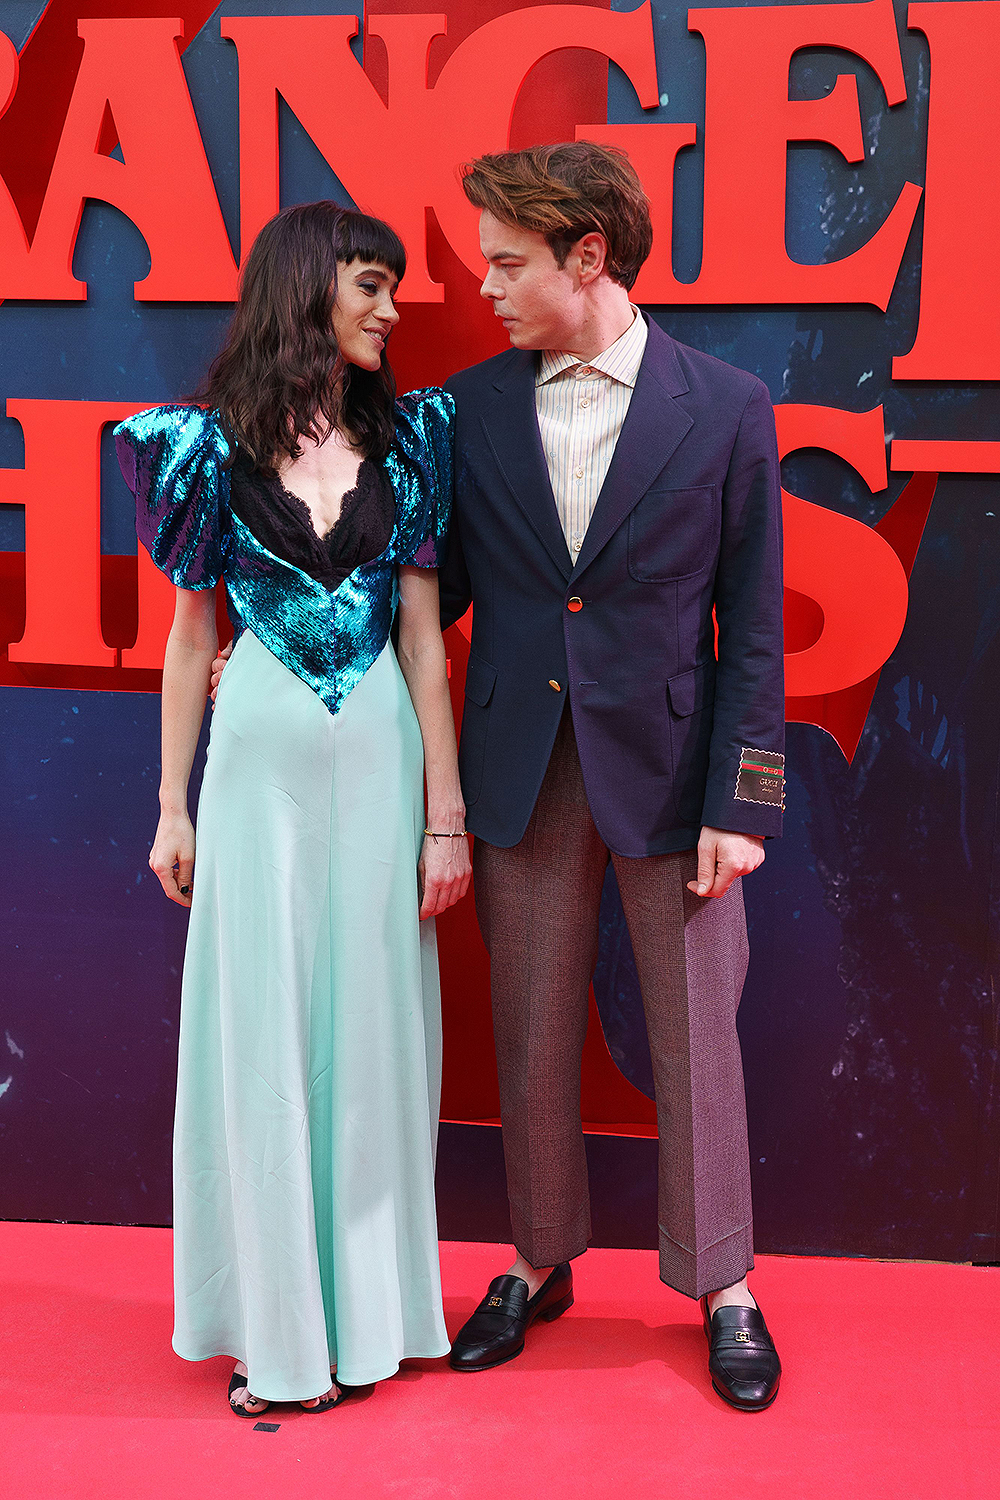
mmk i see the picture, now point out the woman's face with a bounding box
[331,260,400,371]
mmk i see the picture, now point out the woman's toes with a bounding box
[232,1390,268,1413]
[300,1383,338,1410]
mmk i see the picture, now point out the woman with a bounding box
[115,203,470,1416]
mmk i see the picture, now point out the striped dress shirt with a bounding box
[535,308,648,561]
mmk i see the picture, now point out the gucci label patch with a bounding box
[735,747,785,807]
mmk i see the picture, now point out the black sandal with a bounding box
[228,1367,269,1418]
[299,1377,348,1413]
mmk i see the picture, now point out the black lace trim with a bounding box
[275,461,368,542]
[229,451,395,589]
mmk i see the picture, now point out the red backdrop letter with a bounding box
[893,3,1000,379]
[3,19,237,302]
[1,400,145,667]
[224,5,659,300]
[776,404,909,698]
[666,0,922,307]
[0,34,32,291]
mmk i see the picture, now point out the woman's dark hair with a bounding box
[199,203,406,472]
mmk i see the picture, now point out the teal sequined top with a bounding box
[114,389,454,717]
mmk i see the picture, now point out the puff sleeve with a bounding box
[391,388,454,568]
[114,404,230,590]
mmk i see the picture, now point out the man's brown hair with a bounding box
[461,141,653,292]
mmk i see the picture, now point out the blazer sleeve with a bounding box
[437,374,473,629]
[700,380,785,837]
[114,405,229,591]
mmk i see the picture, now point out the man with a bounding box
[439,143,784,1412]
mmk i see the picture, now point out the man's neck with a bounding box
[555,289,635,364]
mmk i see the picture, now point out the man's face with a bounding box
[478,210,580,352]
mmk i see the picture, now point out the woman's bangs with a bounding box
[338,213,407,282]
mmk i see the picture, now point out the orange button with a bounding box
[567,597,583,612]
[548,679,562,692]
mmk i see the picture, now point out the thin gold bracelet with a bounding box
[424,829,467,838]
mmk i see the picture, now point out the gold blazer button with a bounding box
[548,680,562,692]
[567,597,583,612]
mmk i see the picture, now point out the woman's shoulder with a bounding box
[114,403,230,465]
[114,406,230,589]
[394,387,455,434]
[388,390,454,568]
[392,389,454,483]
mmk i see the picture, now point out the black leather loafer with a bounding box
[450,1264,574,1372]
[701,1296,781,1412]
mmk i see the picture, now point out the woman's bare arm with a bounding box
[150,588,219,907]
[396,565,471,919]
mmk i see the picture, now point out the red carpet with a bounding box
[0,1223,994,1500]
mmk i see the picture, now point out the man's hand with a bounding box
[688,826,764,898]
[209,640,233,706]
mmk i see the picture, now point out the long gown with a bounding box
[115,392,454,1399]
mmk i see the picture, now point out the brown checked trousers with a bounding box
[472,710,754,1300]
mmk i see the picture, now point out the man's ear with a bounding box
[575,231,609,286]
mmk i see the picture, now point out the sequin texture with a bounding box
[115,389,454,716]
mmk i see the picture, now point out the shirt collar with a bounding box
[536,306,648,388]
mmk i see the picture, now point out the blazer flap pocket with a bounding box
[667,660,715,718]
[464,652,497,707]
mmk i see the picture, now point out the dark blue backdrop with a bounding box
[2,0,998,1262]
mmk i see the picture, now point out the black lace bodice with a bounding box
[229,451,396,590]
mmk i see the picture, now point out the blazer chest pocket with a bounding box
[464,651,497,707]
[627,485,720,583]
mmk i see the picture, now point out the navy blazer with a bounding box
[440,317,784,856]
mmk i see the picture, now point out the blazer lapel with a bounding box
[572,322,694,580]
[480,351,572,581]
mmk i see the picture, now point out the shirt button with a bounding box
[580,398,590,408]
[577,366,592,377]
[574,467,584,479]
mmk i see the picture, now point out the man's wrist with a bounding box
[702,825,763,843]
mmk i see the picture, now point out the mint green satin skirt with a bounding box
[171,631,449,1398]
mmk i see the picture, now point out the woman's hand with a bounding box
[155,589,215,906]
[149,812,197,907]
[418,833,472,919]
